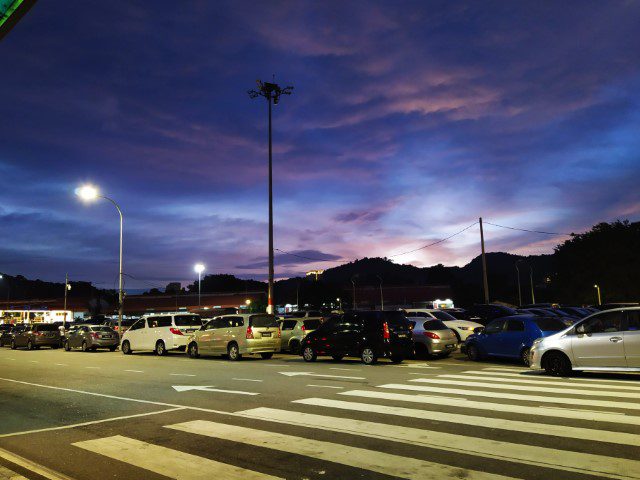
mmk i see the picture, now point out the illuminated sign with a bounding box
[0,0,37,40]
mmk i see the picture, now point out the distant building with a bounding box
[347,284,453,309]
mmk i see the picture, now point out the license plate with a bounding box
[102,335,112,339]
[397,333,407,338]
[446,344,455,348]
[262,332,272,337]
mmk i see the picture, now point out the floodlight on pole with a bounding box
[194,263,205,307]
[249,79,294,314]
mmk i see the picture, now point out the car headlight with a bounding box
[458,326,474,331]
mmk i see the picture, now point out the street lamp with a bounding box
[63,274,71,328]
[76,184,124,334]
[515,260,535,305]
[351,275,358,310]
[245,298,251,313]
[376,275,384,311]
[593,284,602,306]
[194,263,205,307]
[336,297,342,311]
[249,79,294,314]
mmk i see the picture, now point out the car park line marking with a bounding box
[29,361,39,363]
[166,420,515,480]
[85,366,101,369]
[232,378,263,382]
[410,378,640,398]
[0,446,72,480]
[279,371,365,380]
[0,464,28,479]
[232,408,640,480]
[482,367,532,372]
[124,369,144,373]
[439,374,640,391]
[390,363,439,369]
[54,363,67,366]
[329,367,361,371]
[292,397,640,446]
[172,385,259,395]
[0,408,186,439]
[378,384,640,411]
[170,373,196,377]
[73,435,282,480]
[307,384,343,389]
[465,370,640,384]
[339,389,640,424]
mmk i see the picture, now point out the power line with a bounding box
[388,221,479,258]
[483,221,573,236]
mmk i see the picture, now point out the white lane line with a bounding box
[378,384,640,411]
[0,447,71,480]
[410,378,640,399]
[329,367,361,371]
[340,389,640,425]
[5,358,16,361]
[0,464,27,479]
[124,370,144,373]
[237,408,640,480]
[307,384,343,389]
[464,370,640,384]
[29,361,39,363]
[280,371,365,380]
[438,374,640,391]
[408,372,436,375]
[390,364,439,369]
[293,397,640,446]
[85,367,101,370]
[54,363,68,366]
[482,367,534,372]
[167,420,514,480]
[73,435,281,480]
[260,364,291,367]
[172,385,259,396]
[0,408,186,438]
[170,373,196,377]
[232,378,263,382]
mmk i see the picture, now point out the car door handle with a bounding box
[610,337,623,343]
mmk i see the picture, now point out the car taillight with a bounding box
[424,331,440,339]
[114,326,119,330]
[91,332,99,339]
[301,325,306,332]
[246,326,254,339]
[34,331,42,336]
[169,328,183,335]
[382,322,390,340]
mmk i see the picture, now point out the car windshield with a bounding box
[303,319,321,330]
[306,311,322,317]
[423,320,450,331]
[91,327,115,332]
[287,312,306,318]
[534,318,567,332]
[36,324,59,331]
[174,315,203,326]
[430,310,456,321]
[250,315,279,328]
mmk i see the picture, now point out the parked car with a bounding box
[457,304,520,325]
[120,313,203,355]
[64,325,119,352]
[404,308,482,342]
[300,310,413,365]
[278,318,321,353]
[0,324,16,347]
[408,318,459,358]
[103,318,138,336]
[530,307,640,376]
[10,323,62,350]
[556,306,591,318]
[186,313,281,360]
[282,310,323,319]
[465,315,567,366]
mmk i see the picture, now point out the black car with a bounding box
[300,310,413,365]
[458,304,519,325]
[0,324,19,347]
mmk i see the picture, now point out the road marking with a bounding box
[5,358,16,361]
[166,420,515,480]
[124,370,144,373]
[85,366,101,370]
[279,371,365,380]
[0,408,185,438]
[54,363,67,366]
[171,385,259,395]
[465,370,640,384]
[237,408,640,479]
[439,373,640,391]
[329,367,361,371]
[232,378,263,382]
[293,397,640,446]
[170,373,196,377]
[410,378,640,398]
[29,361,39,363]
[0,446,72,480]
[482,366,533,372]
[340,389,639,424]
[408,372,436,375]
[307,384,343,389]
[390,364,439,369]
[0,464,27,479]
[378,384,640,410]
[73,435,281,480]
[260,364,291,367]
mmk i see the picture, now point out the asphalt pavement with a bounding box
[1,347,640,480]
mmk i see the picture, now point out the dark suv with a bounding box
[0,324,20,347]
[459,304,519,325]
[11,323,62,350]
[300,311,413,365]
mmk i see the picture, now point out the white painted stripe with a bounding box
[391,364,439,369]
[340,389,640,425]
[124,369,144,373]
[29,361,38,363]
[0,408,185,438]
[293,397,640,446]
[73,435,280,480]
[465,370,640,384]
[166,420,515,480]
[54,363,67,366]
[236,408,640,479]
[378,384,640,410]
[307,384,343,389]
[439,374,640,391]
[330,367,361,371]
[232,378,263,382]
[170,373,196,377]
[482,367,535,372]
[85,366,100,369]
[0,464,27,479]
[0,446,72,480]
[410,378,640,398]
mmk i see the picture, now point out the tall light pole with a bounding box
[194,263,205,307]
[515,261,523,306]
[528,264,536,304]
[593,284,602,306]
[376,275,384,311]
[479,217,490,303]
[351,275,358,310]
[63,273,71,328]
[249,79,294,314]
[77,185,124,333]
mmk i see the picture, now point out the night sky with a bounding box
[1,1,639,290]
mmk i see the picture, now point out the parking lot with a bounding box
[1,347,640,480]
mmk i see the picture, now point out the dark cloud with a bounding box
[235,250,343,270]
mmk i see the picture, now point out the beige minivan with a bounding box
[187,313,281,360]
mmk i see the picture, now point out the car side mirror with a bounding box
[473,327,485,335]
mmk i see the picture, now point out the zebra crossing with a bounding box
[66,366,640,479]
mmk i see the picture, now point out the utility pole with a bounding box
[249,79,294,314]
[529,265,536,304]
[515,261,522,306]
[351,275,357,310]
[479,217,490,303]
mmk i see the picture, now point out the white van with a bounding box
[121,313,203,355]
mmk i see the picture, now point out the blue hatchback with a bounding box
[465,315,567,365]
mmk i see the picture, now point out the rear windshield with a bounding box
[430,310,455,321]
[91,327,115,333]
[174,315,203,327]
[534,318,567,332]
[249,315,279,328]
[381,311,411,331]
[306,311,322,317]
[287,312,306,318]
[303,319,321,330]
[423,320,450,331]
[36,324,59,331]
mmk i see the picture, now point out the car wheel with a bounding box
[155,340,167,356]
[452,330,462,344]
[81,341,89,352]
[520,347,531,366]
[27,340,34,351]
[109,346,117,352]
[227,343,242,361]
[467,344,481,361]
[390,355,404,364]
[260,352,273,360]
[289,340,300,354]
[331,355,344,361]
[188,342,199,359]
[10,340,16,350]
[64,341,71,351]
[121,340,132,355]
[413,343,428,359]
[361,346,378,365]
[302,346,316,362]
[543,352,572,377]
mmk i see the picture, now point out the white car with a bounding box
[404,308,482,343]
[120,313,203,355]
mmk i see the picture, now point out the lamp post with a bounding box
[351,275,358,310]
[249,79,293,314]
[529,264,536,305]
[245,298,252,313]
[63,273,71,328]
[77,185,124,334]
[336,297,342,311]
[515,261,523,307]
[376,275,384,311]
[194,263,205,307]
[593,284,602,306]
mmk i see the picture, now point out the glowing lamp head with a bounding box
[593,284,599,288]
[245,299,251,305]
[194,263,205,274]
[76,185,99,202]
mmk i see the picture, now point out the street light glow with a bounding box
[194,263,205,274]
[76,184,99,201]
[245,299,251,305]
